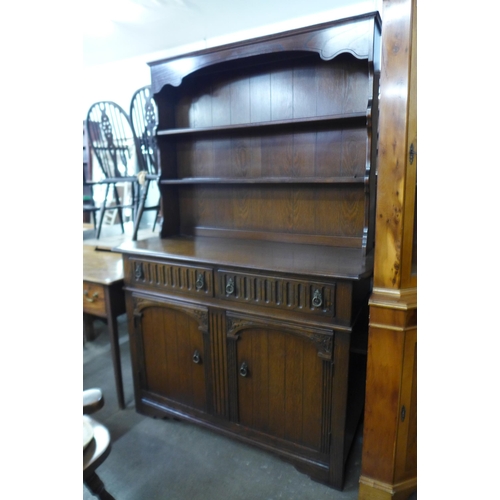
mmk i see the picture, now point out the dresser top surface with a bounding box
[116,236,373,280]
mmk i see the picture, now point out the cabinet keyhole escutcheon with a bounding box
[409,143,416,165]
[239,362,248,377]
[192,350,201,364]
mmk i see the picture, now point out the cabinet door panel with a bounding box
[236,327,324,451]
[140,304,207,412]
[395,329,417,480]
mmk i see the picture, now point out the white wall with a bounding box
[82,0,381,117]
[83,57,152,119]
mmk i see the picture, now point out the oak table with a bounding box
[83,245,126,409]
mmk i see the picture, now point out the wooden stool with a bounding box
[83,389,116,500]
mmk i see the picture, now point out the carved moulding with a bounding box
[226,312,334,361]
[149,12,381,91]
[132,294,209,334]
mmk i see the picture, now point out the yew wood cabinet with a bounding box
[117,12,381,491]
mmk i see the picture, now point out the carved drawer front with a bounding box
[130,258,214,297]
[83,282,106,316]
[215,270,335,317]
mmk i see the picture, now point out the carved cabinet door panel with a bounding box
[394,329,417,482]
[227,313,334,455]
[134,298,209,413]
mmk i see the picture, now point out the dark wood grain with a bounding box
[119,12,381,492]
[118,236,372,280]
[140,302,207,412]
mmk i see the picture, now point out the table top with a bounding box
[83,245,124,285]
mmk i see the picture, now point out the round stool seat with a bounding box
[83,416,115,499]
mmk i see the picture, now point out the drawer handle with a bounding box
[312,289,323,308]
[192,350,201,364]
[226,277,235,295]
[83,290,99,303]
[135,262,144,280]
[239,362,248,378]
[195,273,205,290]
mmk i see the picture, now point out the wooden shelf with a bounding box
[157,112,367,138]
[160,176,366,185]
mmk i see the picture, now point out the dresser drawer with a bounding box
[215,270,336,317]
[128,257,214,298]
[83,282,106,316]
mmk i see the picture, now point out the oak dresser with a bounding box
[117,12,381,490]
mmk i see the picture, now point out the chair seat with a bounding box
[97,177,139,184]
[83,205,100,212]
[84,388,104,414]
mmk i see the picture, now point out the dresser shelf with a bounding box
[157,112,367,137]
[160,176,366,185]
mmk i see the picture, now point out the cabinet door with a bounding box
[133,296,209,413]
[394,329,417,481]
[226,313,334,455]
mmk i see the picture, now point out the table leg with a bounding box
[105,288,125,409]
[83,314,96,342]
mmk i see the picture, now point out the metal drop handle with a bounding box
[84,290,99,303]
[195,273,205,290]
[226,277,235,295]
[312,289,323,308]
[239,362,248,377]
[135,262,144,280]
[192,350,201,364]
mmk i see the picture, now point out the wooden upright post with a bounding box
[359,0,417,499]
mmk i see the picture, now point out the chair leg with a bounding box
[96,185,110,240]
[152,201,161,233]
[84,471,116,500]
[132,180,150,241]
[112,184,125,234]
[131,181,137,223]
